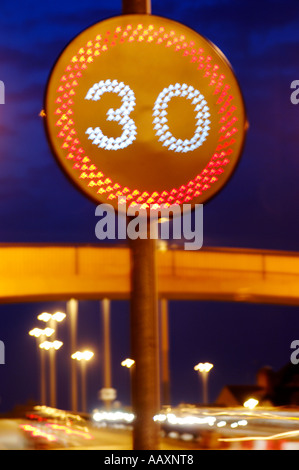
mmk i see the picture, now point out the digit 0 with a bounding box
[153,83,210,153]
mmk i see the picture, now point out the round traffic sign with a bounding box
[45,14,247,213]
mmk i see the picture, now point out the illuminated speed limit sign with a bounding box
[45,15,247,212]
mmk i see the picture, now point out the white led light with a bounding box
[164,413,216,427]
[217,421,227,428]
[153,83,210,154]
[92,411,135,423]
[85,81,210,154]
[238,420,248,426]
[85,79,137,150]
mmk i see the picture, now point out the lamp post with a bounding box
[29,327,55,405]
[71,351,94,413]
[37,312,66,408]
[194,362,214,405]
[121,358,135,406]
[39,340,63,408]
[101,299,113,410]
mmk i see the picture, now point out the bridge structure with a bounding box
[0,243,298,305]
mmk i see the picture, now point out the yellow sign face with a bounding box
[45,14,247,212]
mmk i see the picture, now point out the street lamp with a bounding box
[121,358,135,369]
[37,312,66,338]
[71,350,94,413]
[29,327,55,405]
[38,311,66,337]
[194,362,214,405]
[37,312,52,323]
[39,340,63,408]
[243,398,259,410]
[29,327,55,338]
[40,340,63,351]
[37,311,66,323]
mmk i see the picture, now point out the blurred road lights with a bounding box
[121,358,135,369]
[217,420,227,428]
[243,398,259,410]
[194,362,214,373]
[52,311,67,322]
[93,410,135,424]
[39,340,63,351]
[38,311,66,323]
[29,327,55,338]
[71,350,94,361]
[38,312,52,323]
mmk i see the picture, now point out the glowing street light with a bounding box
[52,312,67,323]
[39,341,63,351]
[29,327,55,338]
[243,398,259,410]
[38,311,66,324]
[194,362,214,405]
[37,312,66,349]
[37,312,52,323]
[39,340,63,408]
[194,362,214,373]
[71,351,94,413]
[71,351,94,362]
[121,358,135,369]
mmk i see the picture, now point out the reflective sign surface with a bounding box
[45,15,247,212]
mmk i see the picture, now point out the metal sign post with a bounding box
[129,226,160,449]
[122,0,151,14]
[67,298,78,412]
[122,0,160,452]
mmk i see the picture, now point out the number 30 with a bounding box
[85,79,210,153]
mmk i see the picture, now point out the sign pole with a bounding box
[122,0,160,451]
[129,225,160,450]
[122,0,151,14]
[68,299,78,412]
[160,299,171,406]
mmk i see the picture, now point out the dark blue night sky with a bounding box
[0,0,299,413]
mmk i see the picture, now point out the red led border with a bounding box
[53,22,240,210]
